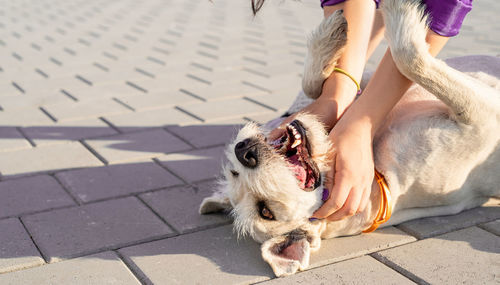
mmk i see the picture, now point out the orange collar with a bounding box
[363,170,392,233]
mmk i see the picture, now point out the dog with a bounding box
[199,0,500,277]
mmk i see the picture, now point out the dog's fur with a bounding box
[200,0,500,277]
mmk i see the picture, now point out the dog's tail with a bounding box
[382,0,500,126]
[302,10,347,99]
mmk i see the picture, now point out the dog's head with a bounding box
[200,113,331,276]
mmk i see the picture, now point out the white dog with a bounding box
[200,0,500,277]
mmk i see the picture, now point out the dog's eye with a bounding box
[230,170,239,177]
[257,201,275,220]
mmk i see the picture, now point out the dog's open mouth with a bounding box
[270,120,320,191]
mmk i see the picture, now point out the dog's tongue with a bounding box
[288,155,306,188]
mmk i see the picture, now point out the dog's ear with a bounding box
[261,230,312,277]
[199,189,232,214]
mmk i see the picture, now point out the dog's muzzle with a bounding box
[235,138,259,168]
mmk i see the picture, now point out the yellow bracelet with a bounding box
[333,67,361,94]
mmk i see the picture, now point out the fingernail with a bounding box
[309,218,318,222]
[322,188,329,201]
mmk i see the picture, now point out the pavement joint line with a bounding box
[196,50,218,60]
[477,222,500,237]
[49,57,62,66]
[93,62,109,72]
[179,88,207,102]
[39,107,58,122]
[79,140,109,165]
[18,217,49,264]
[190,62,213,72]
[136,195,180,235]
[35,68,49,78]
[162,127,196,149]
[152,158,191,186]
[99,116,123,134]
[242,67,270,78]
[186,73,212,85]
[243,96,278,112]
[126,81,148,93]
[370,252,430,285]
[51,173,84,206]
[12,81,25,94]
[151,46,169,55]
[174,106,205,122]
[103,51,118,60]
[242,56,267,66]
[134,67,155,78]
[60,89,79,102]
[146,56,165,65]
[114,249,152,285]
[112,97,136,112]
[75,74,93,86]
[16,127,36,147]
[241,80,272,93]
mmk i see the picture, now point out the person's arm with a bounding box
[312,31,449,220]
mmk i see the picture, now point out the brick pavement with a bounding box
[0,0,499,284]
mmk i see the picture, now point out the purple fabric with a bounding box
[320,0,472,37]
[424,0,472,37]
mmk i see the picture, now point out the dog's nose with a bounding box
[235,138,259,168]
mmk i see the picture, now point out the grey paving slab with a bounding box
[22,197,174,262]
[397,200,500,239]
[0,127,31,152]
[0,175,75,219]
[23,118,117,146]
[261,256,413,285]
[178,98,274,123]
[374,227,500,284]
[104,107,199,132]
[56,162,182,203]
[42,98,131,122]
[118,225,274,285]
[0,218,44,274]
[309,226,417,270]
[85,129,192,164]
[0,142,103,177]
[480,219,500,236]
[156,146,226,183]
[115,91,200,111]
[166,121,244,148]
[140,182,231,234]
[0,252,140,285]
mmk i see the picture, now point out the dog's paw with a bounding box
[199,194,231,214]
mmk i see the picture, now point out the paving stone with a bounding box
[0,127,31,152]
[118,225,274,284]
[22,197,174,262]
[156,146,226,183]
[0,251,140,285]
[480,219,500,236]
[104,107,198,132]
[308,226,417,269]
[261,256,413,285]
[0,218,44,274]
[85,129,192,164]
[166,121,244,148]
[0,142,103,177]
[22,118,117,146]
[0,175,75,219]
[0,109,54,127]
[140,182,231,234]
[56,161,182,203]
[397,199,500,239]
[115,91,200,111]
[374,227,500,284]
[43,98,131,122]
[178,98,273,122]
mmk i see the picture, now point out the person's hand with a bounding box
[312,118,374,221]
[268,96,344,141]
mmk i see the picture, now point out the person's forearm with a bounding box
[320,0,376,126]
[340,31,450,137]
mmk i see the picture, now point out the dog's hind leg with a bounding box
[382,0,500,126]
[302,10,348,99]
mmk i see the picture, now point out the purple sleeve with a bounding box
[321,0,380,8]
[424,0,473,37]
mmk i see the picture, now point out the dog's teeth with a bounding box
[291,139,301,148]
[294,134,301,140]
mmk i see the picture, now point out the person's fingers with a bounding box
[312,172,350,219]
[326,185,363,221]
[358,185,372,213]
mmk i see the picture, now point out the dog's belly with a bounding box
[372,86,500,212]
